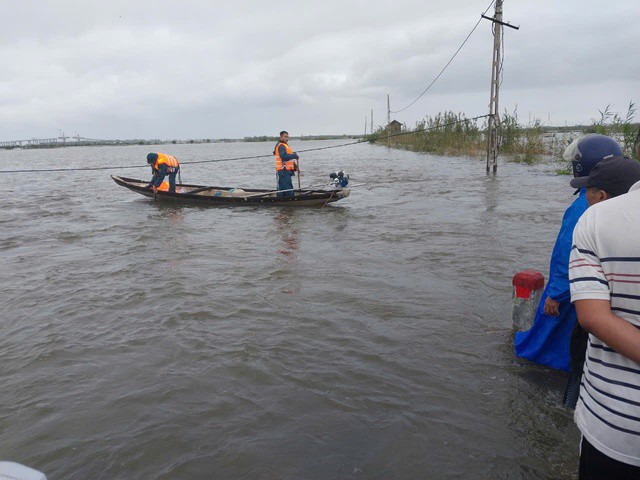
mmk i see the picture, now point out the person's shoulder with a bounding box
[592,189,636,217]
[579,191,634,235]
[561,191,588,224]
[566,190,588,211]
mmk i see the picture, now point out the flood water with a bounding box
[1,141,580,479]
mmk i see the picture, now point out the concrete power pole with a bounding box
[483,0,518,174]
[387,94,391,147]
[371,109,374,134]
[486,0,503,174]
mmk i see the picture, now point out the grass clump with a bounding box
[585,102,638,159]
[374,108,546,161]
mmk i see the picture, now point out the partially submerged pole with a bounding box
[387,95,391,147]
[512,270,544,331]
[486,0,503,174]
[484,0,518,174]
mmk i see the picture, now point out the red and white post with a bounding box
[512,270,545,331]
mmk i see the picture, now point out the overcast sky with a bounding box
[1,0,638,140]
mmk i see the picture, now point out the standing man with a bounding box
[146,152,180,194]
[561,156,640,409]
[273,131,299,197]
[569,170,640,478]
[514,134,622,371]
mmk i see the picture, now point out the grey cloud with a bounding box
[0,0,638,139]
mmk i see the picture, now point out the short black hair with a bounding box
[279,131,288,137]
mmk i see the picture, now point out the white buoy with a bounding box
[0,462,47,480]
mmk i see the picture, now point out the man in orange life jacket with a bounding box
[273,131,299,197]
[146,153,180,193]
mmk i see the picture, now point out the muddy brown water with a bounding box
[1,141,579,479]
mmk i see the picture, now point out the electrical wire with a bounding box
[391,0,496,114]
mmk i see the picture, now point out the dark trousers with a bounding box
[579,437,640,480]
[564,323,589,409]
[277,170,294,197]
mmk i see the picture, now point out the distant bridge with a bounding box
[0,135,112,148]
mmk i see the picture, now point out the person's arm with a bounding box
[147,166,157,187]
[567,211,640,359]
[278,144,299,162]
[544,196,588,315]
[152,164,168,187]
[575,299,640,364]
[544,222,573,315]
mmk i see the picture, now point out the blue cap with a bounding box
[563,134,623,178]
[146,153,158,164]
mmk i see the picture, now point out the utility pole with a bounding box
[364,115,368,137]
[486,0,502,174]
[371,109,374,134]
[483,0,518,174]
[387,94,391,147]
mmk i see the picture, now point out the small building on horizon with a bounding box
[386,120,402,133]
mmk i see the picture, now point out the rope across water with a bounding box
[0,114,490,174]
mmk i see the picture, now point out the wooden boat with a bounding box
[111,176,350,206]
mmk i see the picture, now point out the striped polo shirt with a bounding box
[569,180,640,466]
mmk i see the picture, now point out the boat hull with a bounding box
[111,176,349,207]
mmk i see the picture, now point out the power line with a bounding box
[0,114,490,174]
[391,0,496,114]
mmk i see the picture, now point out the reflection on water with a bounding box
[274,209,299,259]
[0,142,580,479]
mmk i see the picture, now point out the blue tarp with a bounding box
[514,189,588,372]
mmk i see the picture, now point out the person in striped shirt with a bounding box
[563,156,640,409]
[569,159,640,478]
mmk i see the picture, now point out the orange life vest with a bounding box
[274,142,295,171]
[153,153,179,172]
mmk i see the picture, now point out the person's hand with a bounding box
[152,185,157,194]
[544,297,560,316]
[294,153,299,159]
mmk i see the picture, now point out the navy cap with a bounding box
[570,156,640,198]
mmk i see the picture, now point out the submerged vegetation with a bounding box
[372,102,639,166]
[369,109,547,162]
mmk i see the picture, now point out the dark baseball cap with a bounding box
[570,155,640,197]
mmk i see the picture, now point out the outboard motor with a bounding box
[329,170,349,188]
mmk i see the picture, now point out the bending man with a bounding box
[146,153,180,193]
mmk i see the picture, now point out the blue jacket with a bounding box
[514,189,588,371]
